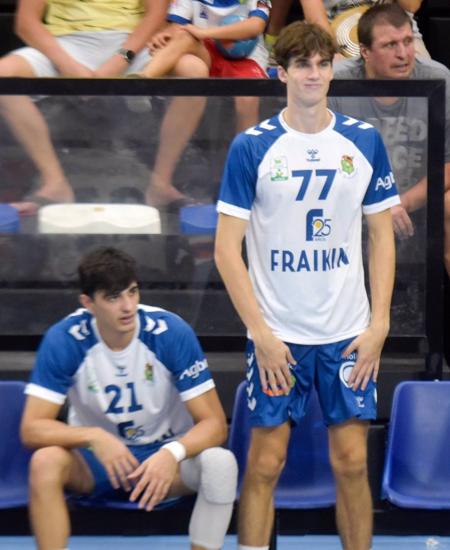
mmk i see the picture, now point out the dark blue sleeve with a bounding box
[29,323,81,396]
[152,314,213,394]
[362,129,399,207]
[218,132,259,212]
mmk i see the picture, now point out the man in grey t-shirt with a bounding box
[329,3,450,277]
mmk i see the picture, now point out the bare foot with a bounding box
[146,175,187,207]
[10,181,74,216]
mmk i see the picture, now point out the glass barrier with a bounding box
[0,79,445,355]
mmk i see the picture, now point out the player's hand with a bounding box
[183,24,207,41]
[58,59,95,78]
[148,30,173,52]
[254,332,296,395]
[343,325,388,392]
[391,205,414,239]
[128,448,178,511]
[89,429,139,491]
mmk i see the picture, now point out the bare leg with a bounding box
[238,423,290,546]
[29,446,94,550]
[329,420,372,550]
[0,55,73,214]
[140,29,210,78]
[147,54,210,206]
[234,96,260,133]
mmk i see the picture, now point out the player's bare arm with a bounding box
[21,395,138,491]
[344,209,396,391]
[128,388,227,510]
[215,213,295,394]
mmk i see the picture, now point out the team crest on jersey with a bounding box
[144,362,154,382]
[340,155,356,177]
[270,156,289,181]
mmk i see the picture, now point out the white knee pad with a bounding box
[180,447,238,505]
[198,447,238,504]
[180,447,238,549]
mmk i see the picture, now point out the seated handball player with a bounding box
[140,0,272,209]
[20,247,237,550]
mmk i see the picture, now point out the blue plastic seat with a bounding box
[0,380,32,508]
[382,381,450,509]
[73,493,195,511]
[228,381,335,509]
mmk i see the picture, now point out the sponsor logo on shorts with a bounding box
[339,357,356,388]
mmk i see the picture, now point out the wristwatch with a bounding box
[117,48,136,63]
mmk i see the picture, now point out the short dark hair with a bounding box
[358,3,412,48]
[78,247,138,297]
[273,21,336,70]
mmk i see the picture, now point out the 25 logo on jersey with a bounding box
[306,209,332,241]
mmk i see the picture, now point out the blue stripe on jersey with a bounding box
[197,0,243,6]
[332,112,399,206]
[249,8,270,21]
[167,14,191,24]
[219,115,286,211]
[30,310,98,395]
[137,309,212,394]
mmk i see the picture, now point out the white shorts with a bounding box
[11,31,151,77]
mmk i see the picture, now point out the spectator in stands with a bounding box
[329,3,450,276]
[215,21,398,550]
[20,246,237,550]
[0,0,169,215]
[142,0,270,208]
[265,0,428,60]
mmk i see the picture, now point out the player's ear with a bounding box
[278,65,288,84]
[79,293,93,311]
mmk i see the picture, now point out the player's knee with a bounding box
[330,446,368,481]
[198,447,238,504]
[29,446,72,490]
[0,55,30,77]
[171,27,197,48]
[247,448,286,486]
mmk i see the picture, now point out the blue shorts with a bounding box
[77,440,182,507]
[246,337,377,427]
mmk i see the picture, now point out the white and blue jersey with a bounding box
[167,0,271,68]
[217,109,400,345]
[26,305,215,446]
